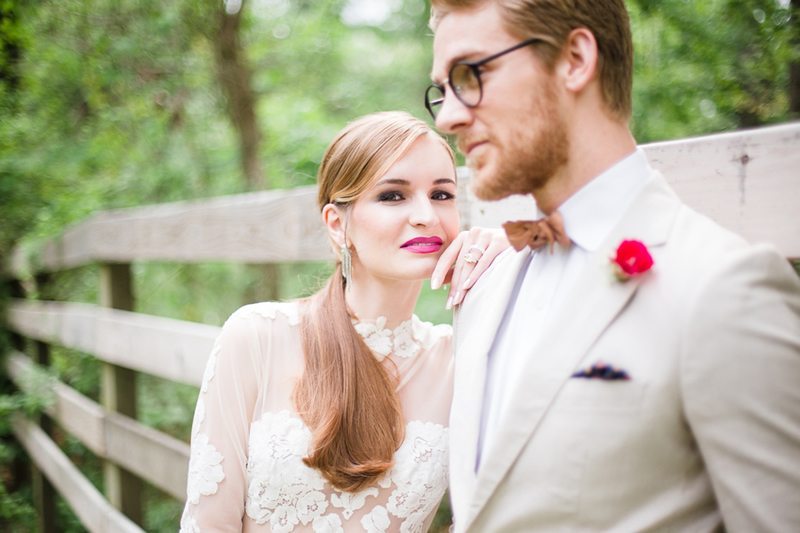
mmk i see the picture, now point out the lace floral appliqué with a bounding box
[384,421,449,531]
[361,505,391,532]
[353,316,422,361]
[244,411,448,532]
[186,432,225,505]
[179,513,199,533]
[313,513,344,532]
[246,412,329,531]
[331,487,378,519]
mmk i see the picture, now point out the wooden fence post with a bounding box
[6,278,57,532]
[99,263,142,525]
[29,274,58,533]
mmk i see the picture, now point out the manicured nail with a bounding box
[446,296,453,310]
[462,277,472,289]
[430,276,442,290]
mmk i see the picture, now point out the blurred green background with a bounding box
[0,0,797,530]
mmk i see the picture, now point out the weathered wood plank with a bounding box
[10,185,332,274]
[463,122,800,258]
[6,352,190,501]
[10,416,143,533]
[6,351,107,456]
[6,299,216,386]
[105,412,189,501]
[30,272,58,533]
[645,122,800,257]
[98,262,142,522]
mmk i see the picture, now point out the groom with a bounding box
[427,0,800,531]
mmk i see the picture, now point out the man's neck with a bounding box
[534,117,637,214]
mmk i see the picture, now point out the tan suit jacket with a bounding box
[451,173,800,532]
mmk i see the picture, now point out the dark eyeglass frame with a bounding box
[425,37,544,120]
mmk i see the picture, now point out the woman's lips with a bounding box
[401,236,444,254]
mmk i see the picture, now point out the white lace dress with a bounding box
[180,301,454,533]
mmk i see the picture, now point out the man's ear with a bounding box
[322,203,346,247]
[557,28,598,93]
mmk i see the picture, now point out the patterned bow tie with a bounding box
[502,211,571,252]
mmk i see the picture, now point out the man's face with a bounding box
[431,2,569,201]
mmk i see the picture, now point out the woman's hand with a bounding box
[431,228,509,309]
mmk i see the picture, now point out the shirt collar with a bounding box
[553,148,653,252]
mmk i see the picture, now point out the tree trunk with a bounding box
[791,0,800,116]
[214,0,266,190]
[213,1,281,301]
[0,5,21,91]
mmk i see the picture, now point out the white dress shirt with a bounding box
[477,148,654,465]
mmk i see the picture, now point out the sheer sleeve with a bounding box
[180,308,265,532]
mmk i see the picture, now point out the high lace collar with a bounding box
[352,315,422,361]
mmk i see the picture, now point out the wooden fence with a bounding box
[2,122,799,532]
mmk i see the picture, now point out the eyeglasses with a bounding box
[425,37,544,120]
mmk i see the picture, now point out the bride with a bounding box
[180,111,507,532]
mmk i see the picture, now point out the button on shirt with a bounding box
[476,148,654,466]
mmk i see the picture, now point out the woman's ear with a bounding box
[322,203,346,247]
[557,27,598,93]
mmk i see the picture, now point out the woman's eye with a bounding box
[378,191,403,202]
[432,190,456,201]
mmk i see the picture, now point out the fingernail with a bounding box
[430,277,441,290]
[446,296,453,310]
[453,291,460,305]
[462,277,472,289]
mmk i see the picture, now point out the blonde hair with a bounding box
[430,0,633,120]
[295,111,453,491]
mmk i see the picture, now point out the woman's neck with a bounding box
[345,274,422,329]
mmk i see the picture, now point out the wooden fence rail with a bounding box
[6,352,189,500]
[2,122,799,531]
[6,300,216,387]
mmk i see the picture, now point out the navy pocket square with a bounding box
[572,361,630,381]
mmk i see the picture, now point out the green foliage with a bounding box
[0,472,36,532]
[629,0,796,141]
[0,350,55,531]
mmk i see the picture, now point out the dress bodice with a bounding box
[181,301,454,532]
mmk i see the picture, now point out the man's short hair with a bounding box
[431,0,633,120]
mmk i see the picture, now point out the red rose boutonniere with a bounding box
[611,239,654,281]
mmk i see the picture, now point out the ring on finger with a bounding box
[464,253,479,264]
[467,244,486,255]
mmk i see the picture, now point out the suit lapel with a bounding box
[449,249,531,518]
[463,174,682,529]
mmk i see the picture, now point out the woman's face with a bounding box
[347,134,460,284]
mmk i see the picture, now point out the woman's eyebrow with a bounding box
[374,178,409,186]
[373,177,456,186]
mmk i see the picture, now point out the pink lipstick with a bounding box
[401,236,444,254]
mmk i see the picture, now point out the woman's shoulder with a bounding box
[214,301,302,351]
[226,300,302,327]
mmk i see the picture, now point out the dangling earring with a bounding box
[341,243,352,290]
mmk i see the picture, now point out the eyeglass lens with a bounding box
[426,64,482,119]
[450,64,481,105]
[425,85,445,118]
